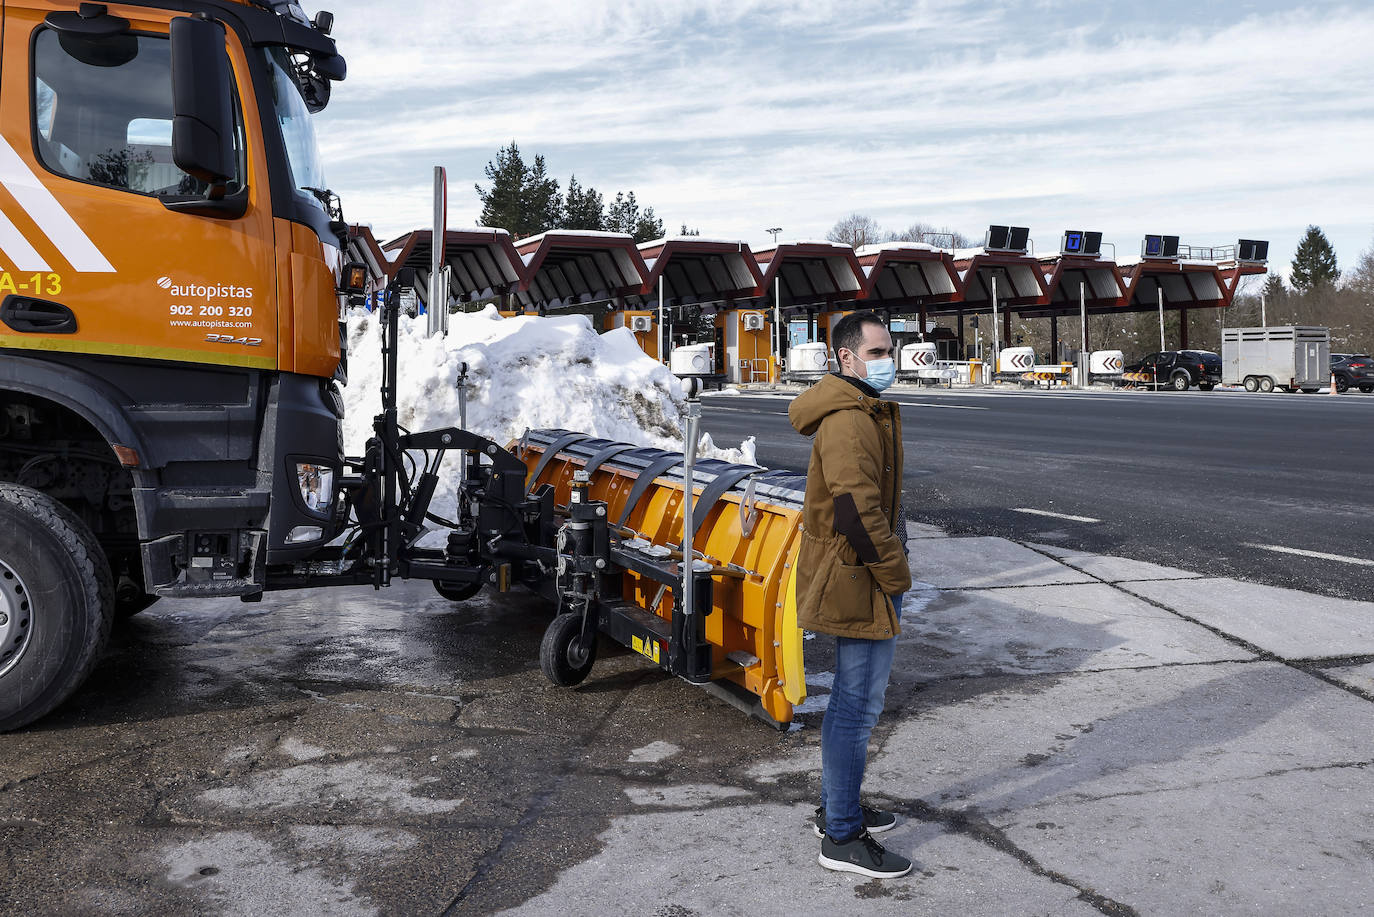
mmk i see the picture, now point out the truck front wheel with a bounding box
[0,483,113,732]
[1170,372,1190,391]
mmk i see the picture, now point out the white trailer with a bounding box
[1221,326,1329,393]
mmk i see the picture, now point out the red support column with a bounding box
[1180,308,1190,349]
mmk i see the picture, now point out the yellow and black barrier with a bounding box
[512,429,808,725]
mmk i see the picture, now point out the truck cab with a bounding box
[0,0,353,613]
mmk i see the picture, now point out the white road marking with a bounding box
[1011,507,1102,524]
[1242,543,1374,567]
[895,401,989,411]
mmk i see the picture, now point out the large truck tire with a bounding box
[0,483,114,732]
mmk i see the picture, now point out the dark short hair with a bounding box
[832,310,887,358]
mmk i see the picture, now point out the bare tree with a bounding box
[1344,234,1374,297]
[888,221,974,249]
[826,213,885,249]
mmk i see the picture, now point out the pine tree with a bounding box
[522,154,562,234]
[474,143,561,238]
[475,142,528,236]
[605,191,638,235]
[1261,272,1286,300]
[634,206,664,243]
[1290,225,1339,293]
[563,175,604,231]
[679,224,701,237]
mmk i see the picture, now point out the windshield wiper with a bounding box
[302,186,341,221]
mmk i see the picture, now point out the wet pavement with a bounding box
[4,525,1374,915]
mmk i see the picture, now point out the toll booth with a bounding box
[512,230,648,318]
[857,242,963,346]
[954,227,1050,355]
[752,241,866,380]
[381,227,525,314]
[1022,233,1128,358]
[714,308,775,383]
[635,237,764,364]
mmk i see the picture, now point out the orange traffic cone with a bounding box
[1330,373,1339,395]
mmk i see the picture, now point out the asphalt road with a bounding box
[699,384,1374,601]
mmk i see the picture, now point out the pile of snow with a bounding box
[340,305,756,465]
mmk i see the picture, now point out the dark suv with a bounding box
[1331,354,1374,393]
[1123,350,1222,391]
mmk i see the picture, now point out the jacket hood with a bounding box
[789,373,882,436]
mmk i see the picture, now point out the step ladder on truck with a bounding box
[0,0,808,731]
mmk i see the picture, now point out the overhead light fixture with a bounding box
[985,225,1030,253]
[1143,235,1180,259]
[1063,231,1103,256]
[1237,239,1269,263]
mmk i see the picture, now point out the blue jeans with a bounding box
[820,593,901,842]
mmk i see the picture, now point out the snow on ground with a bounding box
[342,306,754,461]
[339,307,756,536]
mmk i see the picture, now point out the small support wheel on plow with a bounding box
[434,580,483,602]
[540,611,597,686]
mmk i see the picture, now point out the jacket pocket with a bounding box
[821,561,880,627]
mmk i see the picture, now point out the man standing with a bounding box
[788,310,912,879]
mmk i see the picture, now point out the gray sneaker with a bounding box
[812,804,897,839]
[818,828,912,879]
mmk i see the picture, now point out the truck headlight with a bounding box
[296,462,334,513]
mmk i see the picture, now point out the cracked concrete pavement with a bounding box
[3,523,1374,915]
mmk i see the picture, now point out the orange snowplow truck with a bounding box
[0,0,363,728]
[0,0,810,734]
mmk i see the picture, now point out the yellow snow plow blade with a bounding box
[514,430,808,725]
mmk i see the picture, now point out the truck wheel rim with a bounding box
[0,559,35,679]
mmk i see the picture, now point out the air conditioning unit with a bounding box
[628,315,654,333]
[741,312,766,331]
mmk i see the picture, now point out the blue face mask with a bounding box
[863,357,896,392]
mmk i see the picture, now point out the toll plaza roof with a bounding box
[514,230,648,313]
[953,249,1049,312]
[1029,253,1129,315]
[634,237,763,307]
[855,242,962,310]
[751,240,866,310]
[1117,257,1227,310]
[381,228,524,304]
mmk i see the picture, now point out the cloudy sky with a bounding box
[311,0,1374,280]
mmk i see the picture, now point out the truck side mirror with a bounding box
[169,15,234,190]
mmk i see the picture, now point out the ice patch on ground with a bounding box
[164,831,377,917]
[198,759,463,816]
[279,737,328,761]
[623,784,752,808]
[627,740,681,764]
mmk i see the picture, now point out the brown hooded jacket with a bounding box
[787,373,911,639]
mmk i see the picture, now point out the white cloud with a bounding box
[308,1,1374,269]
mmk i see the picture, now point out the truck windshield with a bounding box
[263,46,328,207]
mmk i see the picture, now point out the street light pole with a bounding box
[1158,287,1166,352]
[1079,280,1088,387]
